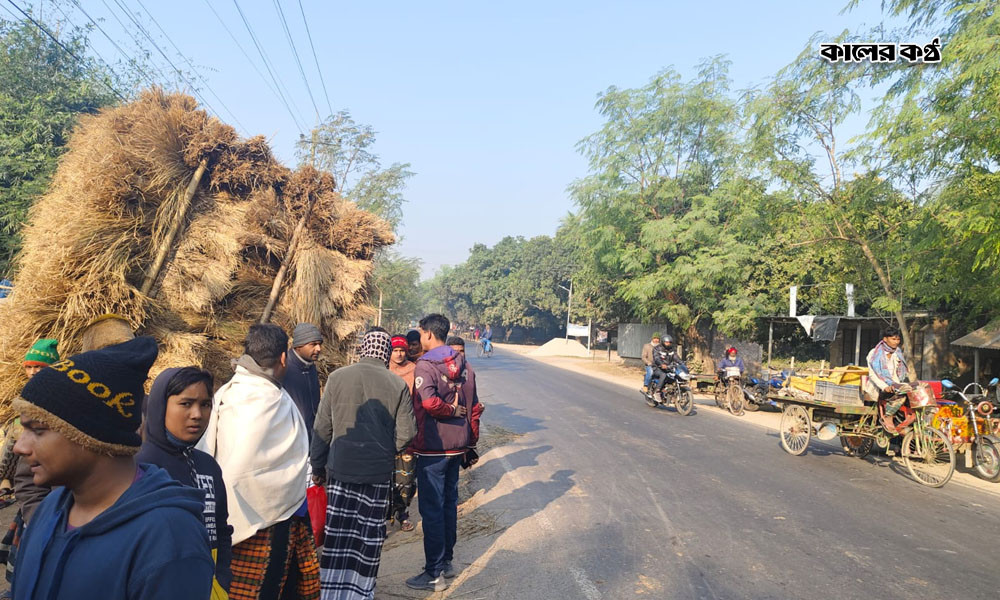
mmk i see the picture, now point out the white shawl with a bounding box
[197,364,309,545]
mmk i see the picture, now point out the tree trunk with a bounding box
[849,227,917,380]
[683,322,712,374]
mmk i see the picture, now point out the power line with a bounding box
[67,0,157,89]
[4,0,126,100]
[201,0,283,103]
[230,0,306,133]
[131,0,248,134]
[107,0,222,119]
[94,0,173,85]
[297,0,332,117]
[51,1,134,95]
[272,0,318,121]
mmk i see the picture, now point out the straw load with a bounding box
[0,89,394,422]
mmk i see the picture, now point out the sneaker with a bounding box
[406,571,448,592]
[442,561,458,579]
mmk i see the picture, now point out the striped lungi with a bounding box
[229,517,320,600]
[320,480,391,600]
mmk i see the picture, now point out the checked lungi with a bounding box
[229,517,320,600]
[320,480,391,600]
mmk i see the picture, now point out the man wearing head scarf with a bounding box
[311,328,416,599]
[283,323,324,439]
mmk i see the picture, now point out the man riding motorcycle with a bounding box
[647,335,681,398]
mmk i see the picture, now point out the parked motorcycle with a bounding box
[938,379,1000,482]
[744,371,788,412]
[644,363,695,416]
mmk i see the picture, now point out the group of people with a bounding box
[0,312,483,600]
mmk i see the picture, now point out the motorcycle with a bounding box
[938,378,1000,481]
[644,363,695,416]
[743,371,788,412]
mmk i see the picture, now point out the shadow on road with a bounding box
[469,445,553,499]
[483,401,546,435]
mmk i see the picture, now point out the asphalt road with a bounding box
[413,348,1000,600]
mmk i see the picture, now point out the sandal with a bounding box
[400,519,414,532]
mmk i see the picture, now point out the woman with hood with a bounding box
[137,367,233,597]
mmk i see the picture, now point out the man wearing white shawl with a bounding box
[199,323,320,599]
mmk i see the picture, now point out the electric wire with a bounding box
[272,0,318,120]
[131,0,248,133]
[50,1,134,97]
[201,0,283,104]
[296,0,332,117]
[3,0,126,100]
[95,0,173,85]
[67,0,157,89]
[107,0,222,119]
[231,0,306,133]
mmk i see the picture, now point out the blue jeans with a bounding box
[416,455,462,576]
[643,365,653,387]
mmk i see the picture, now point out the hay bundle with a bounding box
[0,90,393,421]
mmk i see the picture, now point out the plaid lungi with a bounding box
[0,510,23,583]
[320,480,391,600]
[229,517,320,600]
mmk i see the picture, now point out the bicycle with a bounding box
[478,339,493,358]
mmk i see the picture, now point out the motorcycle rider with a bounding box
[647,335,681,398]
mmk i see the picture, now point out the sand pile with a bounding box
[530,338,591,358]
[0,89,393,421]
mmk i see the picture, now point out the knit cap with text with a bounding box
[13,336,158,456]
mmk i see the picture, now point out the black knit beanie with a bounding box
[13,336,158,456]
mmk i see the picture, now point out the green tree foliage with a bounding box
[420,235,575,339]
[372,251,422,333]
[0,17,120,273]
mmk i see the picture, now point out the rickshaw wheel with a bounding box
[902,427,955,488]
[840,434,874,459]
[780,404,811,456]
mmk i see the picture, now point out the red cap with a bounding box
[391,336,408,349]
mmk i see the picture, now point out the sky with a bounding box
[49,0,903,278]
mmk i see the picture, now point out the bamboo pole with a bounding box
[140,158,208,297]
[260,191,319,323]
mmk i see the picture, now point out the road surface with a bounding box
[377,348,1000,599]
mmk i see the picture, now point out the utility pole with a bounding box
[377,289,383,327]
[560,279,572,341]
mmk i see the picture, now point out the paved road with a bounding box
[382,348,1000,599]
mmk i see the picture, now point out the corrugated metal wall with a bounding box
[618,323,673,359]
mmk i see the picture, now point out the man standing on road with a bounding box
[641,333,660,393]
[199,324,319,600]
[283,323,324,440]
[389,335,417,532]
[405,315,483,592]
[865,327,911,432]
[311,329,415,599]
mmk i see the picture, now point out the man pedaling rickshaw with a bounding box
[864,326,912,434]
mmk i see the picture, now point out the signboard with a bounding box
[596,330,608,343]
[567,323,590,337]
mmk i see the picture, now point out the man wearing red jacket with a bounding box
[405,314,483,592]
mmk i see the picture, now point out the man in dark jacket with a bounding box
[10,337,214,600]
[406,315,483,592]
[649,335,682,397]
[283,323,323,438]
[311,328,416,599]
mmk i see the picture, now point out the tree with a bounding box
[372,251,422,333]
[0,16,121,273]
[746,36,921,375]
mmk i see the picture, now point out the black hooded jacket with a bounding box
[136,367,233,592]
[282,347,321,437]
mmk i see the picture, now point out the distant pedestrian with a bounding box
[11,337,214,599]
[137,367,233,597]
[0,339,60,592]
[284,323,324,439]
[473,328,480,342]
[405,315,483,592]
[405,330,423,362]
[641,334,660,393]
[311,329,416,600]
[388,335,417,532]
[199,324,319,600]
